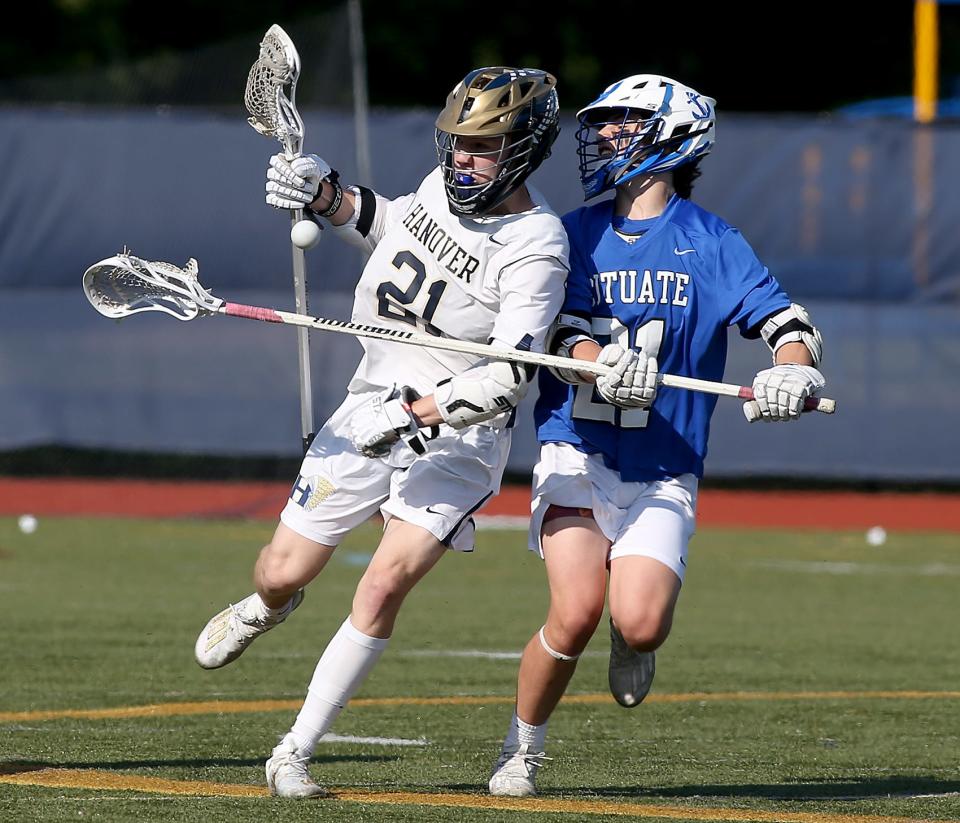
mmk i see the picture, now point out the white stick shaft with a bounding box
[280,112,316,448]
[218,300,836,414]
[288,210,315,449]
[660,373,742,398]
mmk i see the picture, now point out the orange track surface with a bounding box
[1,478,958,530]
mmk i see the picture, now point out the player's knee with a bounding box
[614,610,673,652]
[353,568,407,623]
[549,603,605,655]
[255,542,301,597]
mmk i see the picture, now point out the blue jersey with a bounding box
[535,195,791,481]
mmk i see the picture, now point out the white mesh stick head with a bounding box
[244,24,304,158]
[82,252,223,321]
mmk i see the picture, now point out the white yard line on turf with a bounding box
[321,733,428,746]
[751,560,960,576]
[398,649,605,660]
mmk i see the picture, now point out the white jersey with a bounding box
[336,167,569,397]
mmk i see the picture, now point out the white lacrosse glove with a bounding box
[595,344,659,409]
[265,153,335,209]
[745,364,826,422]
[349,390,420,458]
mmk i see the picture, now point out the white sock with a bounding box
[253,592,293,621]
[503,710,547,753]
[288,616,389,757]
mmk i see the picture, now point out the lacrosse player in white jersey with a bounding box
[192,66,568,798]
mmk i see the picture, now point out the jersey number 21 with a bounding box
[572,317,664,428]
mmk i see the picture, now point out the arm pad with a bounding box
[545,313,594,385]
[759,303,823,366]
[433,358,533,429]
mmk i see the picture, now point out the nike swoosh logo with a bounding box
[425,505,444,515]
[674,248,696,256]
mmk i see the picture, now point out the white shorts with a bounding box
[529,442,698,581]
[280,388,510,552]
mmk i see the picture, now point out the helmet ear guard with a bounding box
[435,67,560,217]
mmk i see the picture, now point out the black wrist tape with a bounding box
[318,181,343,217]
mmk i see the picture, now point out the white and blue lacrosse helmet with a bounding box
[576,74,716,199]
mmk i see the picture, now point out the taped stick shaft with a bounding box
[663,373,834,413]
[220,301,836,414]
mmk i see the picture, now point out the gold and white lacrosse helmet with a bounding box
[435,67,559,217]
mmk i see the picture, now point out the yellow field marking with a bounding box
[1,690,958,724]
[0,768,953,823]
[0,767,266,797]
[0,699,303,723]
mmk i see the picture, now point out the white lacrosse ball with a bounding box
[18,514,38,534]
[290,219,322,250]
[865,525,887,546]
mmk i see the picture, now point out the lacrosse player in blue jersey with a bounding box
[489,75,827,796]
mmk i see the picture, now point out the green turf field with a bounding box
[0,516,957,822]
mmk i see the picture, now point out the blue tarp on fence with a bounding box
[1,107,958,480]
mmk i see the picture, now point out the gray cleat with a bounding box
[608,617,656,708]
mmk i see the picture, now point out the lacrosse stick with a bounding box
[82,252,836,415]
[245,24,318,452]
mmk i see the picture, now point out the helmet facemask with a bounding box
[435,130,539,217]
[435,67,559,217]
[576,108,666,198]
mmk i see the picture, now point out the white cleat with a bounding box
[194,589,304,669]
[488,743,548,797]
[265,734,326,798]
[608,617,656,708]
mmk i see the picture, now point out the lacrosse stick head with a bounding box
[82,252,223,321]
[244,24,304,158]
